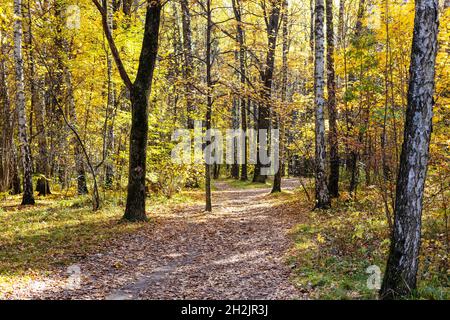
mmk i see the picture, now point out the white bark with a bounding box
[314,0,330,208]
[13,0,35,205]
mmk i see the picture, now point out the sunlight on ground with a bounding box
[0,190,201,298]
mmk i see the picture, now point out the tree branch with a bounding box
[92,0,133,90]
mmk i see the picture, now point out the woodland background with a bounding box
[0,0,448,299]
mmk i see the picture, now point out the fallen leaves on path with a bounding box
[16,179,309,300]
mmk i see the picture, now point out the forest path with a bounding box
[32,178,307,299]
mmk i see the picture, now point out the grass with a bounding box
[288,187,449,300]
[0,189,200,297]
[220,177,273,189]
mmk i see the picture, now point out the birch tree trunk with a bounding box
[313,0,330,209]
[380,0,439,299]
[13,0,35,205]
[104,0,115,188]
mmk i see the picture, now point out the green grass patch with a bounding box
[222,178,273,189]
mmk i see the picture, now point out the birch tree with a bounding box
[13,0,35,205]
[313,0,330,209]
[380,0,439,299]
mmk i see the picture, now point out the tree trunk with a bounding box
[65,68,89,196]
[380,0,439,299]
[231,54,240,179]
[313,0,330,209]
[272,0,289,193]
[231,0,248,181]
[26,1,51,196]
[204,0,213,212]
[180,0,195,129]
[122,1,162,221]
[53,1,71,191]
[13,0,35,205]
[309,0,315,62]
[355,0,366,39]
[253,0,280,183]
[104,0,115,188]
[326,0,339,198]
[337,0,345,46]
[0,43,12,192]
[213,163,220,179]
[123,0,133,16]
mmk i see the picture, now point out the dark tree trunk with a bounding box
[124,87,150,221]
[0,43,13,193]
[11,142,22,195]
[204,0,213,212]
[66,70,89,196]
[231,0,248,181]
[344,0,365,190]
[355,0,366,39]
[123,0,133,16]
[213,163,220,179]
[380,0,439,300]
[337,0,345,46]
[231,76,239,179]
[325,0,339,198]
[52,2,71,191]
[253,0,280,183]
[94,0,162,220]
[313,0,330,209]
[272,0,289,193]
[10,151,22,195]
[309,0,314,62]
[123,1,162,221]
[26,3,51,196]
[180,0,195,129]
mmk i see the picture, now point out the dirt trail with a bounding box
[28,179,307,300]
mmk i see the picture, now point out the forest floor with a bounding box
[1,178,309,299]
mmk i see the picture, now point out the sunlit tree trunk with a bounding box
[380,0,439,299]
[313,0,330,209]
[13,0,35,205]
